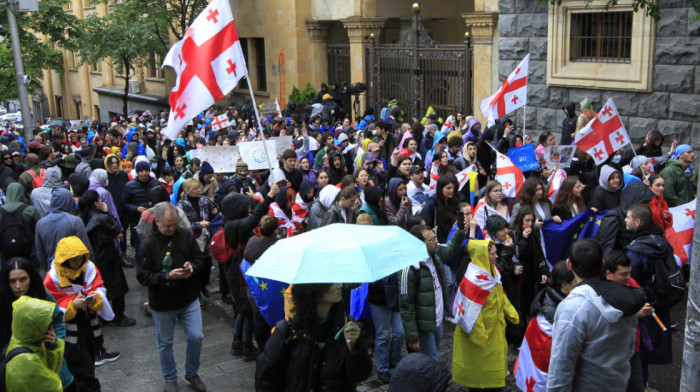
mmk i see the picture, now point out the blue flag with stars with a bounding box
[241,259,288,328]
[541,210,607,267]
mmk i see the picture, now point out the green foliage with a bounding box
[0,0,79,101]
[543,0,700,22]
[289,83,317,107]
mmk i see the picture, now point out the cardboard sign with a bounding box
[238,140,278,170]
[544,145,576,169]
[188,146,240,173]
[508,143,540,172]
[271,136,293,155]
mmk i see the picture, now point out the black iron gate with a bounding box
[367,11,472,121]
[326,44,352,116]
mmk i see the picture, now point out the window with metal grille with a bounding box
[569,12,633,63]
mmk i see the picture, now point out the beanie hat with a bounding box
[236,161,248,171]
[629,155,649,171]
[135,160,150,172]
[673,144,693,160]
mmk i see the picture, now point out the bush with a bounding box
[289,82,317,107]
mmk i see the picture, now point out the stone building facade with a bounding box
[497,0,699,147]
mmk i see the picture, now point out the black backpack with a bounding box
[0,346,33,392]
[650,250,685,309]
[0,205,31,259]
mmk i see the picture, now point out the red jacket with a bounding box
[649,195,672,231]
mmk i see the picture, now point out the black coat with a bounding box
[121,177,161,223]
[256,305,372,392]
[136,225,204,312]
[512,229,549,316]
[589,186,621,211]
[105,170,129,216]
[84,210,128,299]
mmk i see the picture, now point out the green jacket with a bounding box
[660,159,697,207]
[5,296,64,392]
[398,229,466,343]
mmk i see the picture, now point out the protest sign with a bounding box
[271,136,293,155]
[261,102,278,118]
[238,140,278,170]
[543,145,575,169]
[508,143,540,172]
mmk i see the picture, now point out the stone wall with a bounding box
[497,0,699,150]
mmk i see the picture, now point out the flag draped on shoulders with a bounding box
[451,261,500,334]
[514,314,553,392]
[161,0,248,140]
[665,199,696,267]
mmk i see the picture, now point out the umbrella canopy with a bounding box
[245,223,429,284]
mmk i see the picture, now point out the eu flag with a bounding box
[350,283,372,320]
[240,259,288,327]
[541,210,607,267]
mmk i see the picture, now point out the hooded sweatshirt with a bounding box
[547,278,645,392]
[29,166,63,217]
[589,165,622,211]
[561,102,577,145]
[309,185,340,230]
[5,296,64,392]
[35,188,94,270]
[423,130,446,171]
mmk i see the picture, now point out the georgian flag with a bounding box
[269,202,301,238]
[574,98,630,166]
[474,199,510,238]
[514,314,553,392]
[495,151,525,198]
[211,114,230,131]
[547,168,567,203]
[291,193,309,226]
[452,262,500,334]
[481,54,529,126]
[455,166,477,191]
[440,115,455,134]
[665,199,696,267]
[161,0,248,140]
[275,98,283,117]
[426,163,439,197]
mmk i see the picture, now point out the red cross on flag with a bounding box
[574,98,630,166]
[161,0,248,140]
[514,315,553,392]
[275,98,283,117]
[480,54,529,125]
[495,151,525,198]
[211,114,230,131]
[665,199,696,267]
[452,260,499,334]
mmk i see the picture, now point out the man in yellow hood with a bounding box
[5,296,64,392]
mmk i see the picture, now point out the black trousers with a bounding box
[65,340,100,392]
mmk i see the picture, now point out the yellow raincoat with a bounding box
[5,296,64,392]
[452,240,519,389]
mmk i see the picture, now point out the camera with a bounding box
[341,82,367,95]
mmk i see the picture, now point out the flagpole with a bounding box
[522,105,527,135]
[245,76,274,171]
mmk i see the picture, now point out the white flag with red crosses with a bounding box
[495,151,525,199]
[211,114,230,131]
[665,199,696,267]
[161,0,248,140]
[574,98,630,166]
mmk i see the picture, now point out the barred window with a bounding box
[569,12,632,63]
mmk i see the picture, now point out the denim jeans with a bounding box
[369,304,404,373]
[418,322,443,362]
[151,299,204,382]
[234,312,253,344]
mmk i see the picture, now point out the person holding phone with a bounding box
[383,177,412,229]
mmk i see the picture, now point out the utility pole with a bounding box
[680,178,700,389]
[6,0,37,142]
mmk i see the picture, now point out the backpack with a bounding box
[650,250,685,309]
[210,228,234,264]
[0,346,33,392]
[25,168,45,189]
[0,205,31,258]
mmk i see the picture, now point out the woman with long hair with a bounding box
[269,187,302,238]
[315,169,330,191]
[434,150,457,177]
[509,206,549,319]
[354,167,371,203]
[0,257,75,391]
[388,156,412,182]
[421,174,460,243]
[647,174,673,231]
[78,190,133,326]
[256,283,372,391]
[552,175,588,220]
[512,176,562,224]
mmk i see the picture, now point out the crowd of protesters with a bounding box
[0,93,696,392]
